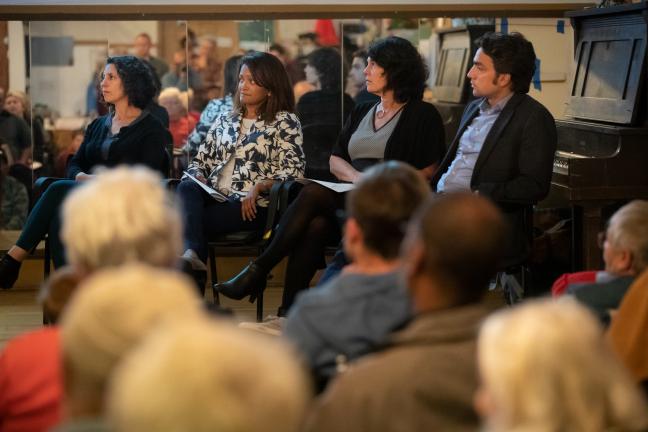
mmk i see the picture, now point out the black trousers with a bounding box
[255,182,345,312]
[178,180,267,262]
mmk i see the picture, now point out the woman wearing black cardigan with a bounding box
[216,36,444,313]
[0,56,171,288]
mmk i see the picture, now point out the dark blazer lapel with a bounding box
[431,100,481,188]
[472,93,526,178]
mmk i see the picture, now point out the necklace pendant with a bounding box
[376,110,386,120]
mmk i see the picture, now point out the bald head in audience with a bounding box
[302,193,508,432]
[108,317,310,432]
[60,265,202,420]
[403,192,507,311]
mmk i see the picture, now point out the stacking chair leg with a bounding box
[256,290,264,322]
[208,248,220,306]
[43,237,51,278]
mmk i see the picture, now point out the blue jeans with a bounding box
[16,179,76,268]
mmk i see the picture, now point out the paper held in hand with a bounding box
[183,171,227,202]
[297,178,355,193]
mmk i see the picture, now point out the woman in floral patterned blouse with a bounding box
[178,51,304,277]
[216,36,445,314]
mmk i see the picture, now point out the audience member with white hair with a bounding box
[565,200,648,324]
[57,265,203,431]
[475,299,648,432]
[61,166,182,274]
[108,316,310,432]
[0,166,184,432]
[158,86,196,150]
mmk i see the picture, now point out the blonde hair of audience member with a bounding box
[476,299,648,432]
[108,317,311,432]
[158,86,189,120]
[60,264,203,419]
[4,90,30,120]
[60,166,182,274]
[604,200,648,276]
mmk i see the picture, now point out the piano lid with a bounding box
[565,2,648,125]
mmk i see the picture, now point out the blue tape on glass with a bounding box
[501,18,509,34]
[533,58,542,91]
[557,20,565,34]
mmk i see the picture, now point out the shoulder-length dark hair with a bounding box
[307,47,342,92]
[232,51,294,122]
[101,55,157,110]
[367,36,428,103]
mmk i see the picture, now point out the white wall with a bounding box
[7,21,27,92]
[28,21,158,117]
[496,17,574,119]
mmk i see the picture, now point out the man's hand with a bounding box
[419,164,437,181]
[75,172,95,182]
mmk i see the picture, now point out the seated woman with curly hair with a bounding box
[216,36,445,315]
[0,55,172,288]
[178,51,304,280]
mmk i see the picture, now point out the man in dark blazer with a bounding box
[431,32,557,269]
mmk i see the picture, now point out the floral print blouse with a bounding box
[186,110,305,206]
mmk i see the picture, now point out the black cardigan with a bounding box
[331,100,445,170]
[68,111,171,179]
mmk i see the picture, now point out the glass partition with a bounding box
[0,15,499,234]
[0,16,439,233]
[0,21,32,231]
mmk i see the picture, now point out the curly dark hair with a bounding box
[232,51,294,122]
[477,32,536,94]
[102,55,157,110]
[140,58,161,96]
[367,36,428,103]
[307,47,342,92]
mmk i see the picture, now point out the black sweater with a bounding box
[331,100,445,171]
[297,90,355,127]
[68,111,171,179]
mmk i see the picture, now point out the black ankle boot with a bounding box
[0,254,21,289]
[215,262,268,302]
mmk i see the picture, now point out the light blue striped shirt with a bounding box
[437,94,513,193]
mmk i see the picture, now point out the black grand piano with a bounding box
[549,2,648,270]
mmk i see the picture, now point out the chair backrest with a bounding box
[301,122,340,181]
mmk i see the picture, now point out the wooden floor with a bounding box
[0,257,288,349]
[0,256,508,349]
